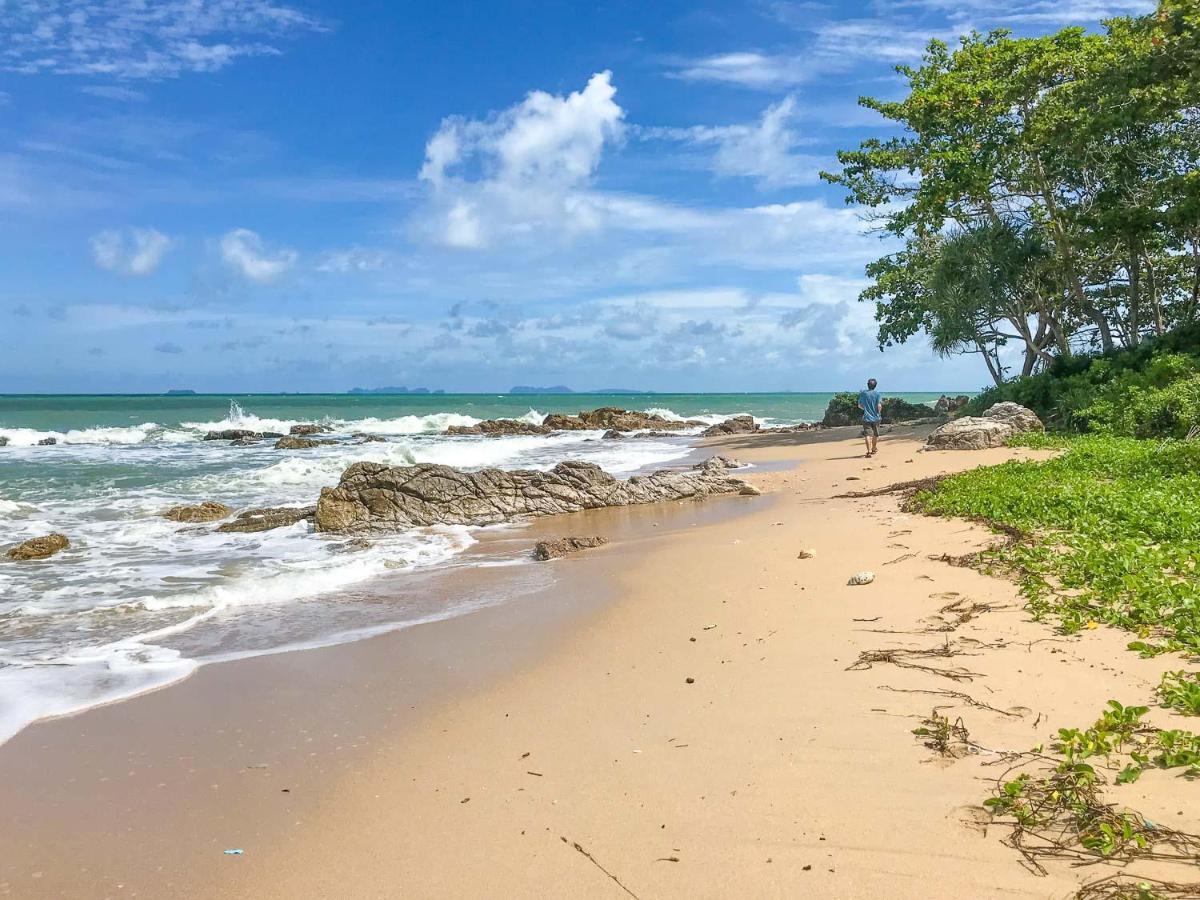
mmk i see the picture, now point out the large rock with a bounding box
[533,536,608,560]
[543,408,702,432]
[934,394,970,414]
[204,429,262,441]
[7,533,69,560]
[314,458,758,533]
[37,437,58,446]
[274,436,337,450]
[0,436,8,447]
[924,403,1043,450]
[701,415,759,437]
[290,423,332,436]
[217,506,316,533]
[821,393,935,426]
[164,501,232,523]
[446,420,552,436]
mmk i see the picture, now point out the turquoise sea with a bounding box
[0,391,951,744]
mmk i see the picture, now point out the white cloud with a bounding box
[80,85,148,101]
[1,1,326,79]
[645,97,821,187]
[316,247,390,273]
[416,71,626,249]
[669,52,810,88]
[220,228,296,282]
[90,227,172,275]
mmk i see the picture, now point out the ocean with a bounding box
[0,392,948,743]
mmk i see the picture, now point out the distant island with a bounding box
[165,389,196,395]
[348,386,445,395]
[508,386,655,395]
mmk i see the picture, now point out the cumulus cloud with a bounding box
[416,71,626,249]
[90,227,173,276]
[220,228,297,282]
[1,1,326,79]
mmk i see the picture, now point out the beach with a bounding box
[4,422,1195,899]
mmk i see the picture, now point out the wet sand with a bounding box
[3,425,1198,899]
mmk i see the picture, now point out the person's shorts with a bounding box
[862,422,880,437]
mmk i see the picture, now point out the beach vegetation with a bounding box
[911,435,1200,656]
[1158,671,1200,716]
[822,0,1200,386]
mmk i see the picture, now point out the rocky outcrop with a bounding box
[274,436,337,450]
[695,455,743,472]
[313,457,758,534]
[204,429,262,441]
[7,533,69,560]
[354,433,387,443]
[290,423,332,436]
[601,430,679,440]
[217,506,316,533]
[37,437,58,446]
[446,420,552,436]
[701,415,759,437]
[543,408,702,432]
[163,501,232,523]
[925,402,1043,450]
[533,536,608,560]
[821,393,936,427]
[934,394,970,414]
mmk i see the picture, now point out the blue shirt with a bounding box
[858,389,882,423]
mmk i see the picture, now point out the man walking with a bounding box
[858,378,882,458]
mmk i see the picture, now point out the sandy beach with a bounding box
[3,424,1197,899]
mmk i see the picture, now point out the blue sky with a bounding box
[0,0,1154,393]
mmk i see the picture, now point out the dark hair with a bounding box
[867,378,877,389]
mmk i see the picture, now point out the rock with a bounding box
[7,533,69,561]
[217,506,316,533]
[37,437,58,446]
[602,430,624,440]
[290,423,332,436]
[204,429,262,441]
[354,433,387,443]
[0,436,8,447]
[542,407,702,433]
[881,398,936,423]
[446,420,552,436]
[314,459,756,534]
[694,455,743,472]
[934,394,970,414]
[983,401,1044,433]
[274,436,337,450]
[328,537,372,553]
[822,393,935,426]
[163,501,232,523]
[533,536,608,560]
[847,571,875,586]
[701,415,759,436]
[925,402,1042,451]
[230,436,261,446]
[797,548,816,559]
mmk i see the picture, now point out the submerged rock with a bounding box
[0,436,8,447]
[354,433,387,443]
[446,420,552,436]
[217,505,316,533]
[274,436,337,450]
[7,533,70,561]
[37,437,58,446]
[925,402,1043,451]
[533,536,608,560]
[701,415,759,437]
[314,457,757,533]
[163,501,232,523]
[289,423,332,436]
[544,407,702,432]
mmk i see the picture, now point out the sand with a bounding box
[3,425,1198,899]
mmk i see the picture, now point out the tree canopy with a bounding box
[822,0,1200,384]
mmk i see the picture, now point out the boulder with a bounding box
[7,533,69,561]
[983,401,1044,433]
[230,436,261,446]
[290,423,332,436]
[822,393,935,426]
[881,397,936,423]
[37,437,58,446]
[163,501,232,523]
[204,429,262,441]
[533,536,608,560]
[274,436,337,450]
[314,459,758,534]
[701,415,759,437]
[354,433,387,443]
[924,403,1042,451]
[542,407,702,433]
[0,436,8,447]
[217,506,317,534]
[694,455,743,472]
[602,429,624,440]
[934,394,970,414]
[446,420,552,436]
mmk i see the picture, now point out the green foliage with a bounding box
[1158,671,1200,716]
[913,436,1200,654]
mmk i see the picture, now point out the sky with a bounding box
[0,0,1156,393]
